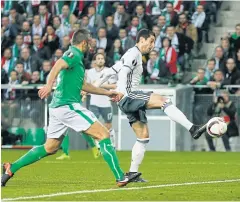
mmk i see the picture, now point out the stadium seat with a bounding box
[24,128,46,145]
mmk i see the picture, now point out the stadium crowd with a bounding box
[2,1,239,93]
[1,0,240,150]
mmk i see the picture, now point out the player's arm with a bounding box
[38,59,68,99]
[82,79,118,99]
[93,62,120,87]
[100,83,117,90]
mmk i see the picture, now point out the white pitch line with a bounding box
[3,179,240,201]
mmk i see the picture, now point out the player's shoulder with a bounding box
[124,46,140,57]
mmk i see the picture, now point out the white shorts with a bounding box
[47,103,97,138]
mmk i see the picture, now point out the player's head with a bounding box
[136,29,155,54]
[71,29,91,53]
[94,53,105,68]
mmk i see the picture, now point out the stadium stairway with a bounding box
[191,1,238,73]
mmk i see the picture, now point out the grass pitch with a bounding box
[1,150,240,201]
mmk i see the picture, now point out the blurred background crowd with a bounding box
[1,0,240,151]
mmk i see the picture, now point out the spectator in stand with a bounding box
[114,4,130,29]
[1,16,18,39]
[222,58,240,93]
[32,15,43,37]
[25,71,43,100]
[191,5,206,44]
[39,4,52,29]
[161,2,178,27]
[230,24,240,54]
[105,15,119,41]
[51,49,63,67]
[5,70,20,100]
[69,23,80,39]
[18,47,41,74]
[205,59,217,81]
[12,35,26,60]
[1,27,12,56]
[108,39,124,64]
[1,69,9,84]
[97,48,114,67]
[96,27,112,53]
[1,48,16,76]
[42,25,60,55]
[87,5,105,30]
[207,70,224,90]
[152,26,162,52]
[190,67,208,85]
[15,62,31,84]
[60,4,77,28]
[31,34,51,60]
[61,35,71,52]
[40,60,51,83]
[127,16,141,41]
[135,4,152,29]
[146,50,158,83]
[21,21,32,46]
[9,8,25,30]
[151,37,177,80]
[79,15,96,37]
[221,37,234,60]
[53,16,71,45]
[236,49,240,70]
[166,25,194,71]
[119,28,135,53]
[176,13,198,43]
[214,46,226,72]
[156,15,167,36]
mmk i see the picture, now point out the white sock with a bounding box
[129,138,149,173]
[109,128,116,148]
[164,105,193,131]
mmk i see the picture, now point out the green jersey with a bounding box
[49,46,85,108]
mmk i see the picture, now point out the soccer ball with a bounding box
[206,117,227,138]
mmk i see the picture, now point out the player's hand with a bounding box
[38,85,52,99]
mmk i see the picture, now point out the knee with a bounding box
[95,128,110,141]
[44,143,59,154]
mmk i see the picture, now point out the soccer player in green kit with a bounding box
[1,29,140,187]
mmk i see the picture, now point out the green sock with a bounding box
[99,138,124,180]
[10,145,48,173]
[62,135,69,155]
[82,133,96,148]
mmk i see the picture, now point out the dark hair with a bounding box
[136,29,155,43]
[117,3,125,9]
[161,37,171,47]
[10,70,18,75]
[166,25,175,30]
[93,53,105,60]
[98,27,106,33]
[214,69,223,74]
[131,16,139,21]
[71,29,90,45]
[236,23,240,28]
[53,15,61,23]
[208,58,216,64]
[16,61,24,66]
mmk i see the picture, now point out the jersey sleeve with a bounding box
[61,50,81,68]
[121,49,138,70]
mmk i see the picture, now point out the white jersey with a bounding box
[87,67,114,108]
[96,46,143,95]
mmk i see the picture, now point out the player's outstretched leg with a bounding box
[127,121,149,183]
[56,134,70,160]
[82,133,101,159]
[146,94,206,139]
[1,137,63,187]
[84,121,141,187]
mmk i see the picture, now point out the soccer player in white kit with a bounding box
[96,29,207,182]
[87,53,117,147]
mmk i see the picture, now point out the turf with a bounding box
[1,150,240,201]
